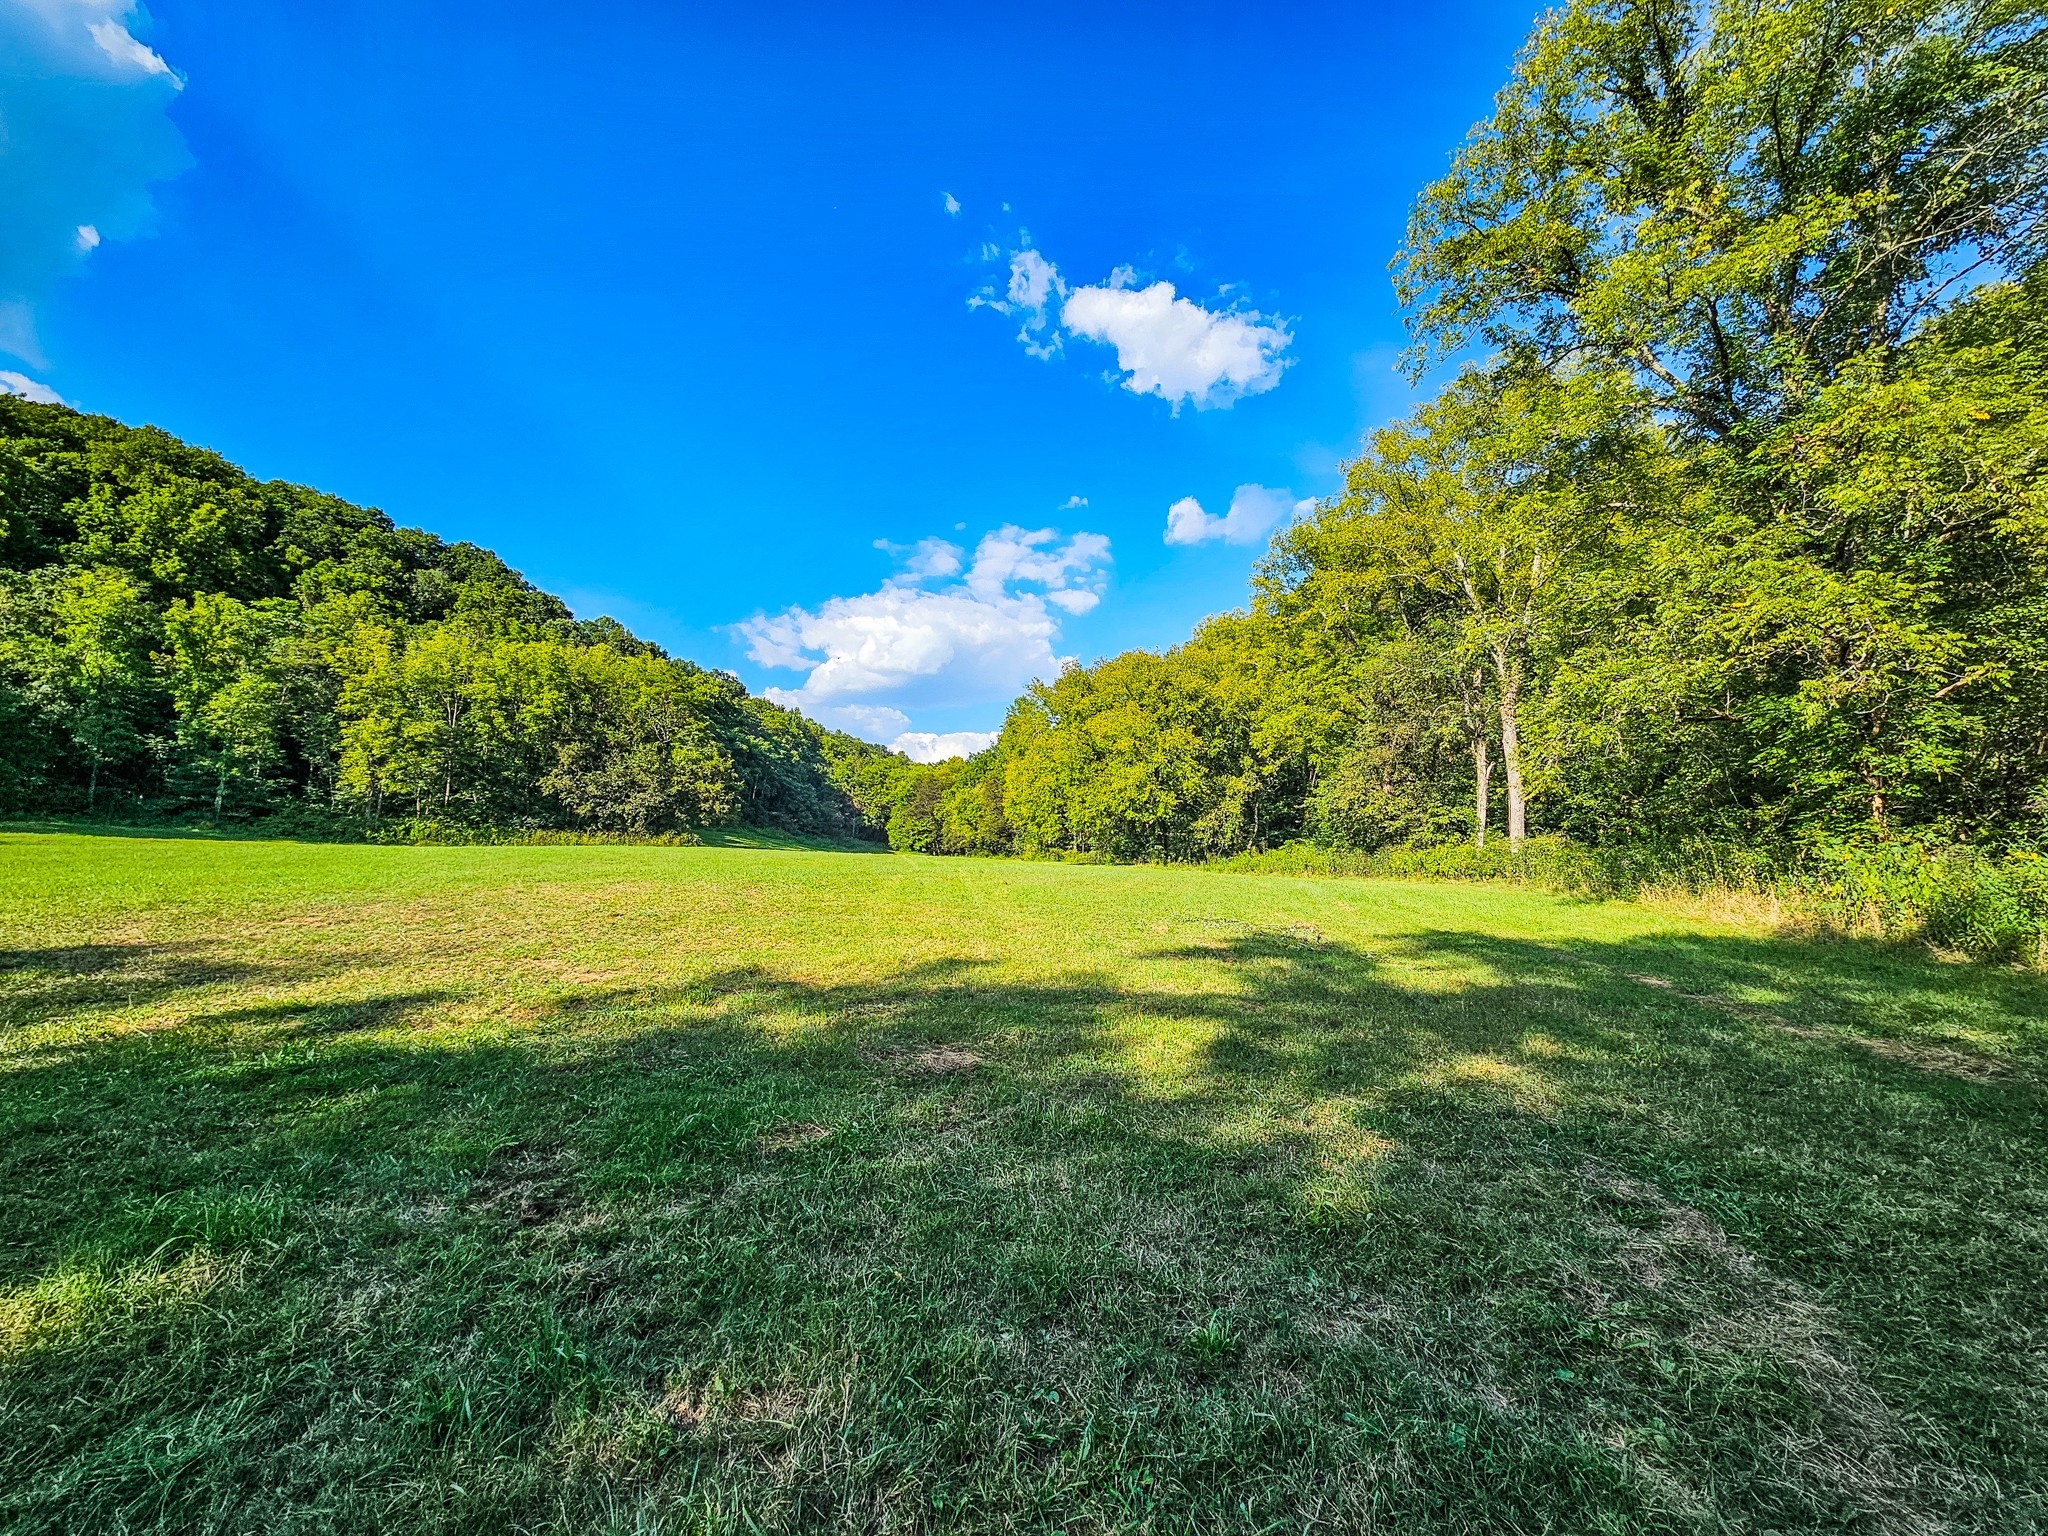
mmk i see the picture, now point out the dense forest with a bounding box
[859,0,2048,876]
[0,396,897,839]
[5,0,2046,892]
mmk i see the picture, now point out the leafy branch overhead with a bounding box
[1398,0,2048,434]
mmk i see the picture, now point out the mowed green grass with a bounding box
[2,832,2044,1535]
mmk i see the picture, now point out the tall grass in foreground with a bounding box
[1214,837,2048,967]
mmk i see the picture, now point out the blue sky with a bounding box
[3,0,1539,758]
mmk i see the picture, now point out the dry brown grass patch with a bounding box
[759,1121,833,1151]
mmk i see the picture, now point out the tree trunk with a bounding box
[1457,664,1493,851]
[1473,733,1492,849]
[215,761,227,818]
[1497,672,1527,849]
[88,753,99,810]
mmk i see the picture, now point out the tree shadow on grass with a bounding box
[0,922,2043,1534]
[1171,927,2047,1502]
[0,941,289,1032]
[0,821,282,843]
[187,993,464,1038]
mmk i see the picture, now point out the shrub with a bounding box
[1802,843,2048,964]
[364,819,701,848]
[1213,835,1589,884]
[1214,837,2048,967]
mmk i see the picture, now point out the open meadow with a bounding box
[2,829,2045,1534]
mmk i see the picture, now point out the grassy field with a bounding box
[2,831,2044,1534]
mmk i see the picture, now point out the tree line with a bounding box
[0,398,895,837]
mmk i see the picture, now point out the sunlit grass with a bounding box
[2,830,2043,1533]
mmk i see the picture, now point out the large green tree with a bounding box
[43,568,159,809]
[1269,367,1653,846]
[160,591,293,816]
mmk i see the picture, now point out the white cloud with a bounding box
[736,524,1110,748]
[0,370,67,405]
[1006,248,1061,314]
[1164,496,1212,545]
[1060,494,1087,509]
[1062,281,1291,410]
[972,243,1292,410]
[893,730,997,764]
[942,192,961,216]
[999,249,1065,358]
[805,706,1000,762]
[874,536,964,580]
[968,242,1068,358]
[86,14,175,78]
[755,586,1044,703]
[961,523,1108,601]
[0,1,190,366]
[1163,484,1312,547]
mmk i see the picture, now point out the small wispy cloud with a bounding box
[87,15,178,80]
[942,191,961,216]
[969,243,1067,359]
[873,535,965,581]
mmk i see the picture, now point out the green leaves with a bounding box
[0,399,871,834]
[44,567,159,805]
[1399,0,2048,435]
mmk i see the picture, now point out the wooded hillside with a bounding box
[0,397,894,837]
